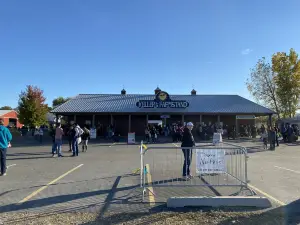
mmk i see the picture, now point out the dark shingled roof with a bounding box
[51,94,275,115]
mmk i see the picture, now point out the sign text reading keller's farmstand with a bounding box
[136,91,189,109]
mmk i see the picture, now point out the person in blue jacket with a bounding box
[0,118,12,176]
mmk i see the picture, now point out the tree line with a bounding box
[246,48,300,119]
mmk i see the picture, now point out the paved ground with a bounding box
[0,139,299,224]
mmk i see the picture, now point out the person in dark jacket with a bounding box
[181,122,195,178]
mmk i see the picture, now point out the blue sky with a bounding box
[1,0,300,107]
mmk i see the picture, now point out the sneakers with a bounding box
[0,173,6,176]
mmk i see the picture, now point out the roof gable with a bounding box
[51,94,275,115]
[0,110,13,117]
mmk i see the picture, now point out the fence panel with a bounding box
[140,142,249,201]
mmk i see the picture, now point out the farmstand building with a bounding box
[51,88,275,137]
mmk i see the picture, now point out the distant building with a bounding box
[0,110,22,128]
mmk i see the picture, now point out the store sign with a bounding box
[136,91,189,109]
[160,115,170,119]
[236,115,255,119]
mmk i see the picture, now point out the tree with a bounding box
[0,106,12,110]
[246,57,281,119]
[52,96,71,108]
[272,48,300,118]
[18,85,49,127]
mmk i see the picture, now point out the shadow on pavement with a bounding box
[219,199,300,225]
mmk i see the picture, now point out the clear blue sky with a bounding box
[1,0,300,107]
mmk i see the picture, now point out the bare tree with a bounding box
[246,57,281,119]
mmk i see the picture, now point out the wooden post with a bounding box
[92,115,95,128]
[110,114,114,126]
[129,115,131,132]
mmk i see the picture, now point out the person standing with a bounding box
[0,119,12,176]
[54,123,64,157]
[67,125,73,152]
[71,123,83,156]
[81,127,90,152]
[39,127,44,143]
[181,122,195,179]
[49,125,57,155]
[274,126,280,147]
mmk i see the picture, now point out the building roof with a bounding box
[0,110,13,117]
[51,94,275,115]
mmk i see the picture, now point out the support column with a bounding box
[92,115,95,128]
[55,114,58,125]
[128,114,131,132]
[110,114,114,126]
[146,114,149,126]
[182,114,184,125]
[217,115,221,126]
[235,116,238,135]
[268,114,272,127]
[200,114,202,125]
[74,115,76,123]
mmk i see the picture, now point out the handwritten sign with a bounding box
[128,132,135,144]
[90,128,96,139]
[196,149,225,174]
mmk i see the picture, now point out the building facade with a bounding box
[51,88,275,136]
[0,110,22,128]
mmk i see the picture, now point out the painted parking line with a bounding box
[145,164,155,206]
[109,143,116,147]
[18,164,84,204]
[7,164,16,168]
[248,184,286,206]
[274,166,300,174]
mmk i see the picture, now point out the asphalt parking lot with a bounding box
[0,139,300,223]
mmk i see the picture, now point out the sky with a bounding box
[1,0,300,107]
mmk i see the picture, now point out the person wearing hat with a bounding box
[0,118,12,176]
[181,122,195,179]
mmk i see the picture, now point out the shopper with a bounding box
[181,122,195,179]
[54,123,64,157]
[81,127,90,152]
[0,118,12,176]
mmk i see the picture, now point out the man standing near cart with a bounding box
[181,122,195,179]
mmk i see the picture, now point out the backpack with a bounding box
[78,127,84,136]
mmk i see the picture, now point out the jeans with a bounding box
[182,148,193,176]
[52,142,57,154]
[68,139,72,151]
[0,148,7,174]
[72,138,79,156]
[55,139,62,155]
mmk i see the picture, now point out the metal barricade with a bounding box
[140,141,250,201]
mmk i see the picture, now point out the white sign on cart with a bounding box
[90,128,97,139]
[128,132,135,144]
[196,149,226,174]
